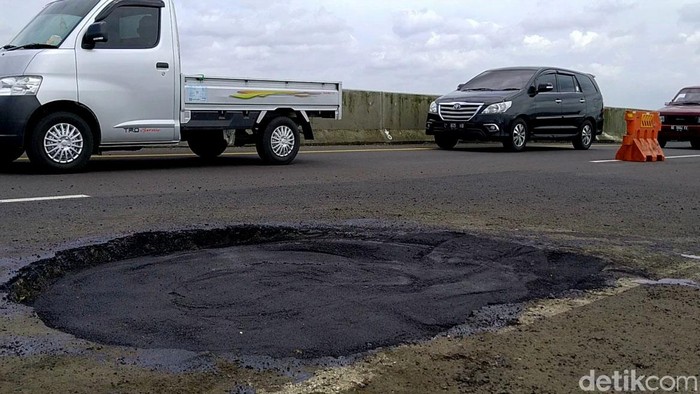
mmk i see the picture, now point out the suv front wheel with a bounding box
[435,134,458,150]
[503,119,528,152]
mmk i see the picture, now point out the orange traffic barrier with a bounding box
[615,111,665,162]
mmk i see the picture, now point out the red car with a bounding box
[658,87,700,149]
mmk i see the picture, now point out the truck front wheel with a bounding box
[256,117,300,165]
[26,112,93,172]
[188,132,229,159]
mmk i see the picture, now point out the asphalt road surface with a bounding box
[1,141,699,393]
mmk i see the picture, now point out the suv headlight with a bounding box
[660,115,665,123]
[0,76,43,96]
[482,101,512,114]
[429,101,438,114]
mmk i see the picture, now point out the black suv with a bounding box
[426,67,604,151]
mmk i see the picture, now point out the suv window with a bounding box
[557,74,579,93]
[95,6,160,49]
[536,73,557,91]
[576,75,598,94]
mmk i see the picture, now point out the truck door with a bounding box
[75,1,177,145]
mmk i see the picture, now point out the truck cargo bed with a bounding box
[182,75,342,118]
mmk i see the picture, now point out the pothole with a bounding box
[2,225,610,360]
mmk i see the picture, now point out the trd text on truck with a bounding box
[0,0,342,172]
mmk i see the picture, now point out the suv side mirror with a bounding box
[457,83,466,90]
[537,83,554,93]
[82,22,108,49]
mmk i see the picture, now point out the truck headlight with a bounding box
[429,101,438,114]
[482,101,512,114]
[0,76,43,96]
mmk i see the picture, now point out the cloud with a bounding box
[392,9,443,37]
[523,35,554,50]
[570,30,600,49]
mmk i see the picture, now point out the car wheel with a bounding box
[257,117,300,165]
[691,138,700,150]
[435,134,458,150]
[26,112,93,173]
[503,119,527,152]
[188,132,228,159]
[658,137,667,148]
[573,120,594,150]
[0,146,24,165]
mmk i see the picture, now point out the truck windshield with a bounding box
[460,69,536,92]
[4,0,100,49]
[671,88,700,105]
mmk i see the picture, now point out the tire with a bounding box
[0,146,24,165]
[691,139,700,150]
[503,119,528,152]
[435,134,458,150]
[573,120,594,150]
[256,117,300,165]
[188,132,228,159]
[658,137,667,148]
[26,112,93,173]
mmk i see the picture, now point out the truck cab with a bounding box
[0,0,341,172]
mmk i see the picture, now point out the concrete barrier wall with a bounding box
[309,89,637,145]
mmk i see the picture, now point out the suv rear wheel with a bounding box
[503,119,527,152]
[573,120,594,150]
[691,138,700,150]
[435,134,458,150]
[0,146,24,165]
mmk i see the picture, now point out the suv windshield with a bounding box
[4,0,100,49]
[460,69,537,91]
[671,88,700,105]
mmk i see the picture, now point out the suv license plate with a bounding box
[672,125,689,132]
[449,123,465,130]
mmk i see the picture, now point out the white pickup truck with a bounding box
[0,0,342,172]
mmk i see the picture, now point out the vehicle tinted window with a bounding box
[95,6,160,49]
[461,69,537,91]
[536,73,557,91]
[577,75,598,94]
[673,88,700,103]
[557,75,578,93]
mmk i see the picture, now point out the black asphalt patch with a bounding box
[9,226,609,359]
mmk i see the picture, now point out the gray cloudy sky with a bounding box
[1,0,699,109]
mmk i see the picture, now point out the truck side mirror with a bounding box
[82,22,108,49]
[537,83,554,93]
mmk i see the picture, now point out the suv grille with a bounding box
[439,102,483,122]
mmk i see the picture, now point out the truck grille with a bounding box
[439,102,483,122]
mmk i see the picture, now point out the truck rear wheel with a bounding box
[188,132,229,159]
[0,146,24,165]
[26,112,93,172]
[256,117,300,165]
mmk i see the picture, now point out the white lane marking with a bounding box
[0,195,91,204]
[681,254,700,261]
[668,154,700,160]
[591,154,700,163]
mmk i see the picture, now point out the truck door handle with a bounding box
[156,62,170,70]
[580,99,586,103]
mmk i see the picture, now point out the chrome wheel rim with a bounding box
[581,124,593,146]
[271,126,295,157]
[44,123,84,164]
[513,123,526,148]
